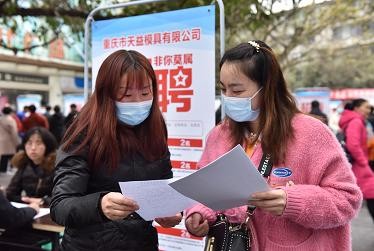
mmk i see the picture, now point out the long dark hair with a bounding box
[220,41,299,164]
[344,98,367,110]
[62,50,168,170]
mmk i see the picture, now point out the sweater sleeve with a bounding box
[282,124,362,229]
[345,118,368,166]
[185,203,217,224]
[50,149,108,228]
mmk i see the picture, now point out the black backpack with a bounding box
[336,131,353,163]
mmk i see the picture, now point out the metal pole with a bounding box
[216,0,225,58]
[83,0,170,102]
[216,0,225,120]
[83,16,93,102]
[84,0,225,102]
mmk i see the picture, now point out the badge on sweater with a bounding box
[272,167,292,178]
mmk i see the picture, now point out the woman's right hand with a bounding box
[185,213,209,237]
[101,192,139,221]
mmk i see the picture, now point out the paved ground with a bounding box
[0,171,373,250]
[352,202,374,251]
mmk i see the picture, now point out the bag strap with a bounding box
[246,153,273,216]
[257,153,273,178]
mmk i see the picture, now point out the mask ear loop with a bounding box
[248,87,263,100]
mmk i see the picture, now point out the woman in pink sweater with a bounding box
[339,99,374,221]
[185,41,362,251]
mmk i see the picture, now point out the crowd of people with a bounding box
[0,103,78,250]
[308,98,374,221]
[0,41,372,250]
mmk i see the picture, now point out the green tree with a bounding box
[0,0,216,54]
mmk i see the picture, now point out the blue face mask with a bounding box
[222,88,262,122]
[115,99,153,126]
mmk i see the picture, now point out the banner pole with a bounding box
[84,0,225,103]
[216,0,225,58]
[83,0,169,102]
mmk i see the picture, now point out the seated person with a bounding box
[6,127,57,207]
[0,192,43,251]
[0,192,39,229]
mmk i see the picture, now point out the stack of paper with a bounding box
[11,202,50,219]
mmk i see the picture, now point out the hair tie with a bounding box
[248,41,260,52]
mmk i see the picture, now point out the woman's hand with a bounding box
[22,196,42,205]
[28,202,40,213]
[185,213,209,237]
[101,192,139,221]
[248,189,287,216]
[155,213,183,228]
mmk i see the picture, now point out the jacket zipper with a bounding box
[35,178,42,195]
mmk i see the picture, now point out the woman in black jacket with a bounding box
[6,127,57,207]
[51,50,182,251]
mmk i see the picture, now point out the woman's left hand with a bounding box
[22,196,43,205]
[248,189,287,216]
[155,213,183,228]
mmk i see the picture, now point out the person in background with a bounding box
[43,105,52,120]
[367,107,374,171]
[48,105,66,144]
[64,103,78,130]
[0,107,20,173]
[185,41,362,250]
[309,100,328,125]
[339,99,374,222]
[7,105,24,137]
[22,105,49,131]
[367,106,374,131]
[6,127,57,207]
[328,107,341,134]
[16,106,29,122]
[51,50,182,251]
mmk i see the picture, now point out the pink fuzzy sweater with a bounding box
[186,114,362,251]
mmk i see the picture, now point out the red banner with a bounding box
[156,226,203,240]
[168,138,203,147]
[171,160,198,170]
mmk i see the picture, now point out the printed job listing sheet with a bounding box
[119,179,197,221]
[170,145,270,210]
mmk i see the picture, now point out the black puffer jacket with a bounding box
[50,148,173,251]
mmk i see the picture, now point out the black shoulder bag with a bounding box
[204,154,273,251]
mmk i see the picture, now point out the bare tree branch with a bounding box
[0,6,87,18]
[0,34,59,55]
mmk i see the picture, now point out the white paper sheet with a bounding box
[10,202,50,219]
[169,145,270,210]
[119,179,198,221]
